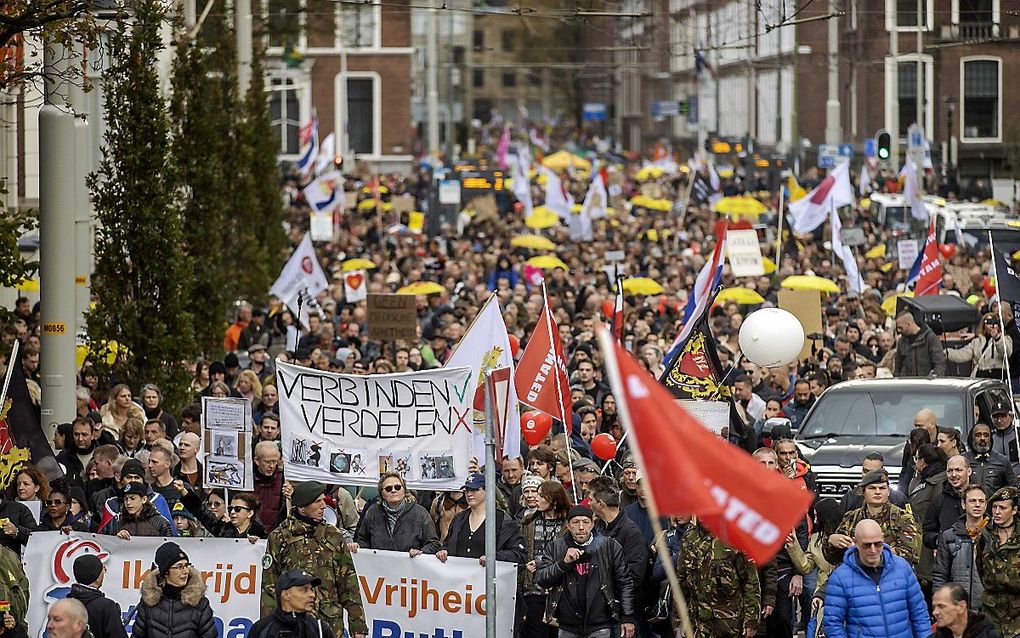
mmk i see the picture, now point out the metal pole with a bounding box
[70,78,92,337]
[444,6,454,163]
[40,40,78,439]
[235,0,253,95]
[775,184,786,261]
[824,0,840,145]
[2,87,17,216]
[183,0,196,28]
[337,45,350,164]
[426,0,440,158]
[483,371,497,638]
[915,0,923,132]
[889,13,899,165]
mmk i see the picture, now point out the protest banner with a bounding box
[726,229,765,277]
[276,361,474,489]
[367,293,418,341]
[677,399,729,434]
[897,239,919,271]
[202,397,253,490]
[24,532,265,638]
[352,549,517,638]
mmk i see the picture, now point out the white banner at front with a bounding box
[352,549,517,638]
[277,361,475,489]
[23,532,265,638]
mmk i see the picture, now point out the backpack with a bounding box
[0,546,28,623]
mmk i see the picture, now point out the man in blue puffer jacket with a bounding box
[823,519,931,638]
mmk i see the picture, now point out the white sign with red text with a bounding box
[23,532,265,638]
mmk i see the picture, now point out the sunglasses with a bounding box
[858,541,883,549]
[382,484,403,493]
[44,499,65,506]
[228,506,251,513]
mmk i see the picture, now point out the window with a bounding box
[338,3,378,48]
[501,30,515,52]
[346,77,375,154]
[885,55,933,140]
[526,70,541,86]
[958,0,994,24]
[472,29,484,51]
[961,58,1000,140]
[897,61,926,134]
[269,75,302,155]
[472,69,484,88]
[452,46,465,64]
[887,0,932,30]
[501,72,515,88]
[266,0,302,49]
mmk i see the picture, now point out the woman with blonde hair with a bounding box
[235,369,262,408]
[947,312,1013,378]
[100,383,144,439]
[120,416,150,466]
[351,472,440,556]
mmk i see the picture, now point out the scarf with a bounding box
[382,500,408,534]
[968,518,988,540]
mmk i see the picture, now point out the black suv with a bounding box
[794,377,1014,497]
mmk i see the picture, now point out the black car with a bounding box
[794,377,1014,497]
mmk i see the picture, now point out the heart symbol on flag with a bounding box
[345,273,364,290]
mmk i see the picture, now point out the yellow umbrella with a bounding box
[511,235,557,251]
[397,281,446,295]
[526,256,570,271]
[634,166,664,181]
[716,288,766,305]
[360,185,390,195]
[622,277,664,295]
[882,292,914,316]
[15,278,39,292]
[780,275,841,294]
[864,244,886,259]
[713,196,768,217]
[859,197,872,210]
[525,206,559,230]
[341,258,377,272]
[356,199,378,211]
[982,198,1005,207]
[541,150,592,172]
[570,203,583,213]
[762,257,777,274]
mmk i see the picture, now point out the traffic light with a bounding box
[876,129,891,160]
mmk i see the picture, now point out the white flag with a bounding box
[582,170,608,220]
[446,294,521,460]
[904,159,928,221]
[543,168,574,219]
[831,209,864,293]
[269,234,330,329]
[511,151,533,217]
[789,162,854,233]
[303,170,341,211]
[315,133,336,175]
[858,162,872,197]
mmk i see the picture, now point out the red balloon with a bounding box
[508,333,520,358]
[591,433,618,461]
[983,276,997,298]
[939,244,956,259]
[601,299,615,320]
[521,411,552,446]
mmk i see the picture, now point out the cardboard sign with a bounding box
[778,288,823,362]
[310,209,333,242]
[897,239,919,270]
[839,227,867,247]
[469,193,498,221]
[391,195,415,214]
[727,229,765,277]
[200,397,254,490]
[367,293,418,341]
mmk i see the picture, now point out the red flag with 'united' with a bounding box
[515,292,573,433]
[599,328,814,564]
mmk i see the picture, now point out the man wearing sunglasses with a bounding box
[823,519,930,638]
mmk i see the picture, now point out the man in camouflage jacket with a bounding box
[677,521,761,638]
[262,481,368,638]
[824,470,922,570]
[976,486,1020,638]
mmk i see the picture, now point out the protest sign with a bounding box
[678,400,730,434]
[352,549,517,638]
[367,293,418,341]
[24,532,265,638]
[201,397,253,490]
[897,239,919,270]
[727,229,765,277]
[344,269,368,303]
[276,361,474,489]
[310,209,333,242]
[778,288,823,361]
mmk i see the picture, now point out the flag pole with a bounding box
[0,340,21,414]
[483,370,497,638]
[541,279,577,502]
[597,328,695,638]
[674,167,697,251]
[775,181,786,262]
[989,232,1020,464]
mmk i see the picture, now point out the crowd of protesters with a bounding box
[4,128,1020,638]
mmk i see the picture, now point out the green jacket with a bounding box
[825,502,921,570]
[976,523,1020,638]
[677,524,761,637]
[262,514,368,635]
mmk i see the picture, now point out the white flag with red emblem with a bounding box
[269,234,330,329]
[788,162,854,233]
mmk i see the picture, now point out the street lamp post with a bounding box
[943,95,956,184]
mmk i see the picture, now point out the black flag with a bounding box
[0,345,62,487]
[993,242,1020,328]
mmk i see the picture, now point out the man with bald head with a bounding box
[47,598,89,638]
[894,310,946,377]
[923,455,973,551]
[823,519,931,638]
[900,408,939,494]
[173,432,203,488]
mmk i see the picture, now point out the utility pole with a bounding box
[444,7,454,162]
[915,0,923,133]
[236,0,253,95]
[824,0,840,144]
[39,40,78,437]
[889,15,899,165]
[711,14,720,136]
[426,0,440,158]
[70,79,91,336]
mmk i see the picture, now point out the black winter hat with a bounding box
[121,459,145,480]
[72,554,104,585]
[153,541,189,576]
[567,505,594,521]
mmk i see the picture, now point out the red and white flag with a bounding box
[788,162,854,233]
[598,328,814,564]
[611,277,624,344]
[446,294,521,459]
[907,221,942,296]
[515,291,572,433]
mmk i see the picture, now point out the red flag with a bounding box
[599,329,814,564]
[914,222,942,296]
[611,278,624,343]
[515,292,573,433]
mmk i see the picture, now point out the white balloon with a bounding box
[738,308,805,368]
